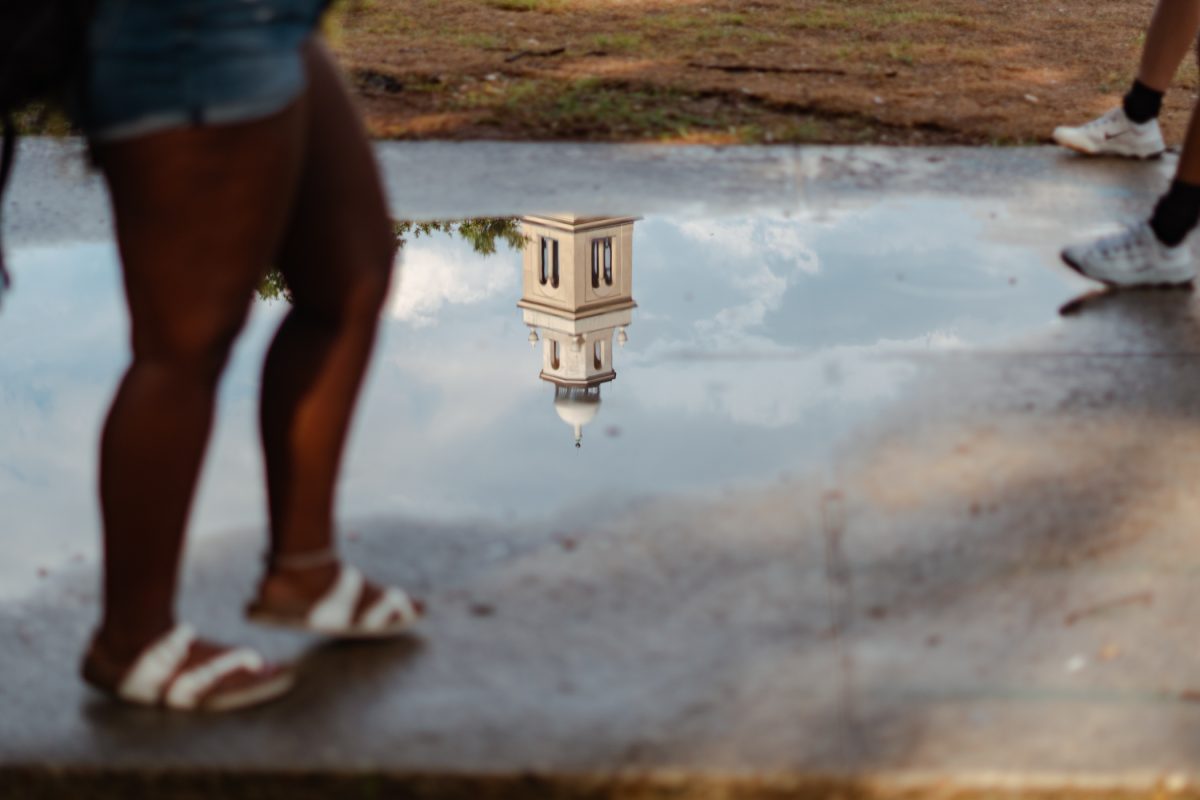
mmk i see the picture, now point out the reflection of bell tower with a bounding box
[519,215,638,447]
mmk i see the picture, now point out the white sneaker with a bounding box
[1061,221,1195,288]
[1053,107,1165,159]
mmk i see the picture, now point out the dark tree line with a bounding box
[257,216,525,303]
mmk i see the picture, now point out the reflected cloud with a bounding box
[678,216,821,275]
[389,240,517,327]
[2,199,1086,601]
[679,216,821,342]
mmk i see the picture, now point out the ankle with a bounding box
[91,618,175,666]
[252,565,338,618]
[260,561,340,607]
[267,545,338,572]
[1150,180,1200,247]
[1124,79,1164,125]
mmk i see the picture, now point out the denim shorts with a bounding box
[85,0,327,141]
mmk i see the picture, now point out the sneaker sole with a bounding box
[1053,130,1164,160]
[1056,138,1164,160]
[1060,250,1195,290]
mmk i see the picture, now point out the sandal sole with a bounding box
[86,664,297,713]
[202,670,296,713]
[246,609,419,640]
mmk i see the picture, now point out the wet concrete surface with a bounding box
[0,203,1095,601]
[4,141,1200,798]
[3,141,1178,246]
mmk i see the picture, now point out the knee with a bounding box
[311,232,396,326]
[132,310,248,381]
[352,223,398,318]
[345,251,394,322]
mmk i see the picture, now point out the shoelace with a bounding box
[1082,110,1121,133]
[1097,227,1142,257]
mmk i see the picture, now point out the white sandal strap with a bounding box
[118,625,196,705]
[268,547,338,571]
[164,647,265,710]
[360,587,418,632]
[307,565,364,631]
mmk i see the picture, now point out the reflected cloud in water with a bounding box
[0,199,1086,600]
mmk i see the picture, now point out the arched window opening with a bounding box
[541,237,559,287]
[593,340,603,370]
[591,237,613,288]
[551,340,561,370]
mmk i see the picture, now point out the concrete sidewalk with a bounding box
[5,142,1200,799]
[2,139,1178,243]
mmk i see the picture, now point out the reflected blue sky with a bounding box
[0,199,1088,599]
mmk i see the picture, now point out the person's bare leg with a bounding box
[1059,12,1200,282]
[1175,100,1200,184]
[90,104,305,670]
[254,41,402,614]
[1137,0,1200,91]
[1134,88,1200,255]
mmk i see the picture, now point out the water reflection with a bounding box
[259,218,526,303]
[518,216,639,447]
[1,198,1090,601]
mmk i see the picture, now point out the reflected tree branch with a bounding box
[257,216,526,303]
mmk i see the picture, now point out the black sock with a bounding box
[1150,180,1200,246]
[1123,79,1164,124]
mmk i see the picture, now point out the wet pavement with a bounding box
[3,141,1200,798]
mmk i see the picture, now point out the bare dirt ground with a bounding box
[331,0,1200,145]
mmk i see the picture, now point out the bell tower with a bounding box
[518,215,638,447]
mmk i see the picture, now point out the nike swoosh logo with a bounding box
[1104,130,1132,141]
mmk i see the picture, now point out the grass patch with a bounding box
[483,0,561,12]
[786,9,853,31]
[785,5,974,33]
[485,78,729,138]
[332,0,1171,145]
[865,9,974,27]
[590,33,642,53]
[647,14,708,33]
[453,32,503,49]
[834,43,865,62]
[888,40,915,66]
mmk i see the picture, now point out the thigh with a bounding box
[97,101,308,361]
[275,40,396,316]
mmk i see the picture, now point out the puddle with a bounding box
[0,198,1090,600]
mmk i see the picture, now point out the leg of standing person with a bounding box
[1143,91,1200,247]
[83,102,307,703]
[1134,1,1200,93]
[247,40,421,627]
[1061,78,1200,287]
[1053,0,1200,158]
